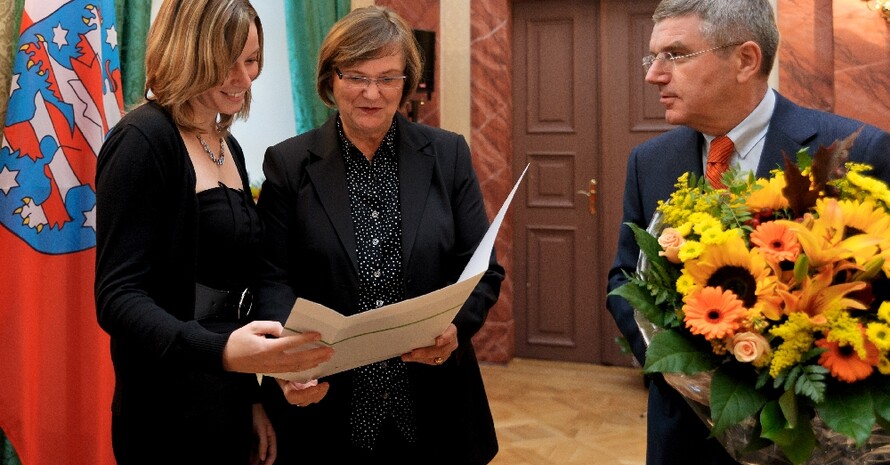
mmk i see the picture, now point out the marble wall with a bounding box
[778,0,890,132]
[467,0,513,363]
[376,0,441,127]
[374,0,515,362]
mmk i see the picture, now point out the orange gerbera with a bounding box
[683,286,747,340]
[750,221,800,267]
[816,334,879,383]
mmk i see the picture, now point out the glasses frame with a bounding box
[334,68,407,90]
[642,42,744,72]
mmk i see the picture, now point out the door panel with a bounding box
[512,0,667,366]
[512,0,599,363]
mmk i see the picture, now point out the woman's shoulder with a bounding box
[110,101,177,140]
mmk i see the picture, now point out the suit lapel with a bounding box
[757,93,818,177]
[305,115,360,274]
[396,113,434,268]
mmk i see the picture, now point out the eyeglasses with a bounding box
[334,68,406,90]
[641,42,744,72]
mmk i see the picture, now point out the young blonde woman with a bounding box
[95,1,332,463]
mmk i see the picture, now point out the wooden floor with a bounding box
[480,358,648,465]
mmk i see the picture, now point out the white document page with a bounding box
[265,164,529,382]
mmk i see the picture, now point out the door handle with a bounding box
[576,179,597,215]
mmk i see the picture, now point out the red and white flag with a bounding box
[0,1,122,464]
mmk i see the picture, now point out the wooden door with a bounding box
[512,0,669,366]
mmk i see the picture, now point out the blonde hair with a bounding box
[145,0,263,133]
[317,6,422,109]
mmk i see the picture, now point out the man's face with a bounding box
[644,15,740,135]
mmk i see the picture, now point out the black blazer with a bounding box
[254,112,504,464]
[606,91,890,465]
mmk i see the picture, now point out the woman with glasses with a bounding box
[253,5,504,464]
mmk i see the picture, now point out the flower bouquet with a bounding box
[610,130,890,464]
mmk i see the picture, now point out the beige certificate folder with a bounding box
[264,164,528,383]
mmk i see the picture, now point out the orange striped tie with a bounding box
[706,136,734,188]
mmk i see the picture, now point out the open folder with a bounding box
[264,164,529,383]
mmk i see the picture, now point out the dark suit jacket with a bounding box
[253,112,504,464]
[606,91,890,465]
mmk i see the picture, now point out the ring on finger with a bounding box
[434,356,445,365]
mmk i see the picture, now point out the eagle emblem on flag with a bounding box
[0,0,123,255]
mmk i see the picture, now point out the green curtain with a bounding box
[0,0,24,131]
[284,0,350,134]
[0,430,22,465]
[114,0,152,109]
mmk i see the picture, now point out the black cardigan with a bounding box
[95,102,254,414]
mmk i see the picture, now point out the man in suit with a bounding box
[605,1,890,464]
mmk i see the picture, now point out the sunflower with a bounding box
[682,234,780,317]
[835,199,890,237]
[816,330,879,383]
[683,286,747,340]
[746,173,789,212]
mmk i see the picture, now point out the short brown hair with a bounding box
[317,6,422,109]
[145,0,264,133]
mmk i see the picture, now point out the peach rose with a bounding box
[657,227,685,264]
[729,332,770,364]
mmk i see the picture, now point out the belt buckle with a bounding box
[237,288,253,320]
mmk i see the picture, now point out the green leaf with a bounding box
[869,378,890,427]
[760,400,792,445]
[778,389,798,429]
[793,254,809,284]
[816,383,875,446]
[795,365,827,404]
[710,364,769,435]
[627,222,679,291]
[643,330,717,374]
[608,283,670,329]
[759,400,817,464]
[627,223,662,266]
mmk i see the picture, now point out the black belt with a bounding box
[194,283,253,321]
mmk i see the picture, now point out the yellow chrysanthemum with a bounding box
[675,221,693,237]
[699,227,727,245]
[867,322,890,352]
[675,272,697,296]
[879,302,890,323]
[678,241,704,261]
[690,213,721,236]
[879,356,890,375]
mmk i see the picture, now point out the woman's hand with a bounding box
[250,403,276,465]
[401,323,458,366]
[222,321,334,374]
[275,378,330,407]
